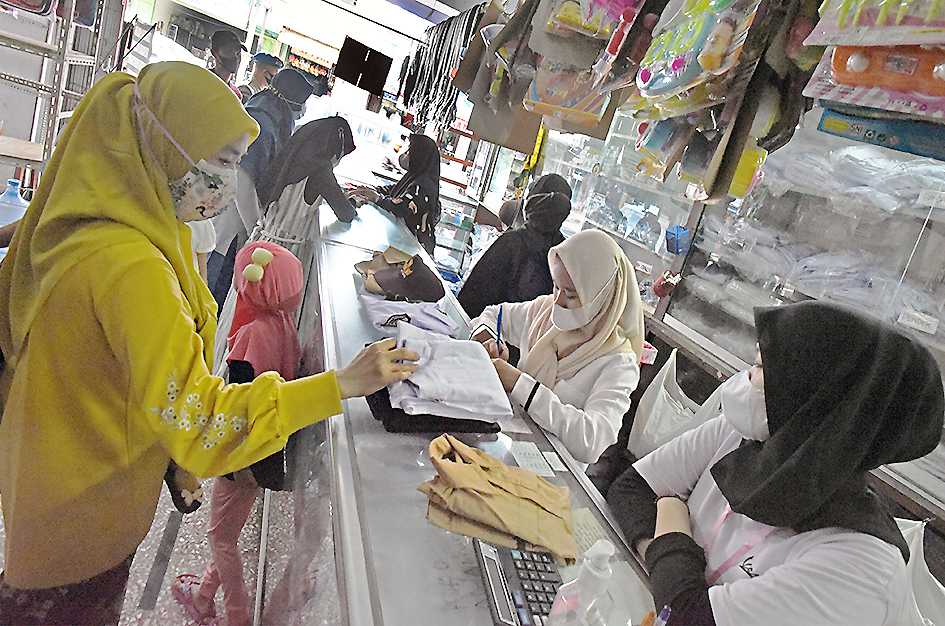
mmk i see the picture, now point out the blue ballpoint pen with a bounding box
[496,305,504,346]
[654,606,672,626]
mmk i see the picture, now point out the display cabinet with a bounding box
[542,110,695,312]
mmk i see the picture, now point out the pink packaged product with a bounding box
[804,48,945,121]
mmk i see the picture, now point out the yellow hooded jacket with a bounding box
[0,62,342,588]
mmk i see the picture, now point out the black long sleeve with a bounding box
[457,234,518,318]
[303,163,357,223]
[607,468,716,625]
[607,466,658,548]
[645,533,715,625]
[227,360,290,490]
[228,360,255,384]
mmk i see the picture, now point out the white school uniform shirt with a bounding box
[187,219,216,268]
[473,301,640,466]
[634,415,915,626]
[213,166,261,255]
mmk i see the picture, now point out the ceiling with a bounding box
[384,0,483,23]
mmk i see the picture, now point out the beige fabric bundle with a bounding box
[418,434,578,559]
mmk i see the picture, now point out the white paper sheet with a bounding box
[510,440,555,477]
[497,414,532,434]
[543,451,567,472]
[571,507,611,555]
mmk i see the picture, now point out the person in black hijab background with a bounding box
[348,134,441,254]
[458,177,573,319]
[208,68,315,309]
[498,173,573,230]
[258,115,358,222]
[607,301,944,626]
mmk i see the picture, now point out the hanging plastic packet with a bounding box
[524,60,613,125]
[635,0,761,101]
[807,0,945,47]
[634,117,696,180]
[592,5,645,87]
[548,0,611,38]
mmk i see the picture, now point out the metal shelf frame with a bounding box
[0,0,110,169]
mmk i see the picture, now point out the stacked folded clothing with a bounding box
[358,287,458,337]
[389,324,513,422]
[418,434,578,560]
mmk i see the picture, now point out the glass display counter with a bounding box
[640,115,945,527]
[666,123,945,373]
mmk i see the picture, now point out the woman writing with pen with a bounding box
[469,230,644,467]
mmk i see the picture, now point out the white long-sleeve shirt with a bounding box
[634,416,918,626]
[213,166,261,255]
[473,301,640,466]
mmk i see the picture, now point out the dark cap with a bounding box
[252,52,283,68]
[211,30,247,52]
[270,68,315,110]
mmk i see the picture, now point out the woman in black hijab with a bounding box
[211,117,358,368]
[458,187,572,319]
[349,134,441,254]
[208,68,315,309]
[498,173,572,230]
[257,116,357,223]
[608,301,943,626]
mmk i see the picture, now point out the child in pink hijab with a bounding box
[173,241,303,626]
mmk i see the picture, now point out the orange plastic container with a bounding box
[831,46,945,97]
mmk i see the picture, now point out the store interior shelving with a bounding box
[0,0,121,172]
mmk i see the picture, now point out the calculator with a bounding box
[474,539,564,626]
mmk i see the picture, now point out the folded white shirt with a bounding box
[389,324,512,422]
[358,289,458,337]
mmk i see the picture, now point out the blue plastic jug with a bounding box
[0,179,28,261]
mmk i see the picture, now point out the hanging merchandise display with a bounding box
[806,0,945,46]
[404,4,486,129]
[619,0,801,201]
[796,0,945,162]
[453,0,661,145]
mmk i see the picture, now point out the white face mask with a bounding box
[133,86,238,223]
[168,159,237,222]
[550,269,616,331]
[721,370,770,441]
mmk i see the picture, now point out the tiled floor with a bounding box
[1,460,339,626]
[119,481,264,626]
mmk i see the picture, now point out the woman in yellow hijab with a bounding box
[0,62,416,624]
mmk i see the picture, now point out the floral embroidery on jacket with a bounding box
[151,376,247,449]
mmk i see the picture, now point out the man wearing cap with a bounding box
[207,68,316,308]
[238,52,283,102]
[209,30,246,100]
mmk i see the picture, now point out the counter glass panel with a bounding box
[264,203,654,626]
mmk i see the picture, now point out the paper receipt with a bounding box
[510,440,555,477]
[571,507,612,554]
[543,451,567,472]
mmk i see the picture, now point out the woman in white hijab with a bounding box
[471,229,644,466]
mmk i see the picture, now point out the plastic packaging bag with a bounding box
[628,349,723,458]
[896,518,945,626]
[523,59,612,126]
